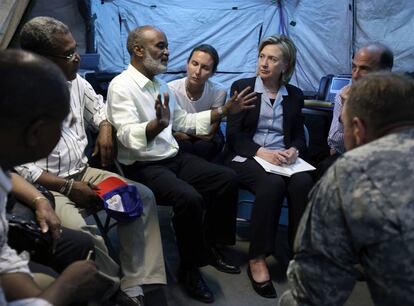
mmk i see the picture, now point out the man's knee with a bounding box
[214,165,238,189]
[132,181,156,204]
[173,189,204,216]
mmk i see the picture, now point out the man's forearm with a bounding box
[10,173,48,210]
[1,272,77,306]
[0,273,42,302]
[145,118,168,142]
[35,171,67,193]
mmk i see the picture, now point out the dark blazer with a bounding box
[226,77,306,159]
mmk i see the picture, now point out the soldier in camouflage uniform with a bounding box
[279,72,414,306]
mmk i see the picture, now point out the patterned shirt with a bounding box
[284,128,414,306]
[327,85,349,154]
[16,74,106,182]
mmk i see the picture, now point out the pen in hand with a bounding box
[86,250,94,261]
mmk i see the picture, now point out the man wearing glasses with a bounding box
[15,17,165,306]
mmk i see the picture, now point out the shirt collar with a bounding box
[254,76,288,96]
[127,64,161,89]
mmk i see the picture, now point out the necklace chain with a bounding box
[185,81,203,101]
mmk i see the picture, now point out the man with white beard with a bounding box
[107,25,256,303]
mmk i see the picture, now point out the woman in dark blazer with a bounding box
[226,35,314,298]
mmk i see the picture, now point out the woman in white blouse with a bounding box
[168,44,226,161]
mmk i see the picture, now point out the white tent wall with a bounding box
[354,0,414,73]
[0,0,30,49]
[283,0,352,91]
[2,0,413,91]
[4,0,87,52]
[93,0,284,88]
[92,0,354,91]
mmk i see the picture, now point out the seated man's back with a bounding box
[281,73,414,306]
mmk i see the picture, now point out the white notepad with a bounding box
[253,156,316,177]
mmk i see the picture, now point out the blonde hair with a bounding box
[258,35,297,85]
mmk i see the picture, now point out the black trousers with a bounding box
[177,131,224,162]
[123,152,238,268]
[32,227,94,273]
[228,158,314,258]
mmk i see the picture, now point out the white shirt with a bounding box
[168,77,226,113]
[16,74,106,182]
[0,168,31,277]
[107,65,211,164]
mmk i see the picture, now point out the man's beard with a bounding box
[144,51,167,75]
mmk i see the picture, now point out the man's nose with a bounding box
[352,67,360,81]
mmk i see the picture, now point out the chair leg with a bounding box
[92,212,120,264]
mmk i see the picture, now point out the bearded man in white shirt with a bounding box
[107,25,256,303]
[15,17,165,306]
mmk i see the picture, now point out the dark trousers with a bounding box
[177,132,224,162]
[32,227,94,273]
[228,158,314,258]
[123,152,238,268]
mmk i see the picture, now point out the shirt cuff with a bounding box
[195,110,211,135]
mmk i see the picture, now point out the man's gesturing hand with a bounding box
[155,92,170,128]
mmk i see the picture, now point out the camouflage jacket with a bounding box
[286,128,414,306]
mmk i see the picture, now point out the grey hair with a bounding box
[20,16,70,53]
[126,25,159,56]
[258,35,297,85]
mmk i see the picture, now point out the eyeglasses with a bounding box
[43,47,78,62]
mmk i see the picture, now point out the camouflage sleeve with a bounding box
[285,165,359,306]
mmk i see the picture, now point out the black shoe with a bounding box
[247,266,277,298]
[178,267,214,303]
[208,246,241,274]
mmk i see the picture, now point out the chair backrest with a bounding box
[304,124,310,148]
[316,74,334,101]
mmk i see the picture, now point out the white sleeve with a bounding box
[107,81,149,151]
[82,78,106,131]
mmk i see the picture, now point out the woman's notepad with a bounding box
[253,156,315,177]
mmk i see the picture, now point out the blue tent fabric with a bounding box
[91,0,414,92]
[92,0,281,89]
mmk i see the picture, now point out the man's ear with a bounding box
[352,117,367,146]
[134,45,145,58]
[23,120,46,149]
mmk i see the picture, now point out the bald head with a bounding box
[0,49,69,127]
[127,26,158,55]
[127,25,169,79]
[352,43,393,81]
